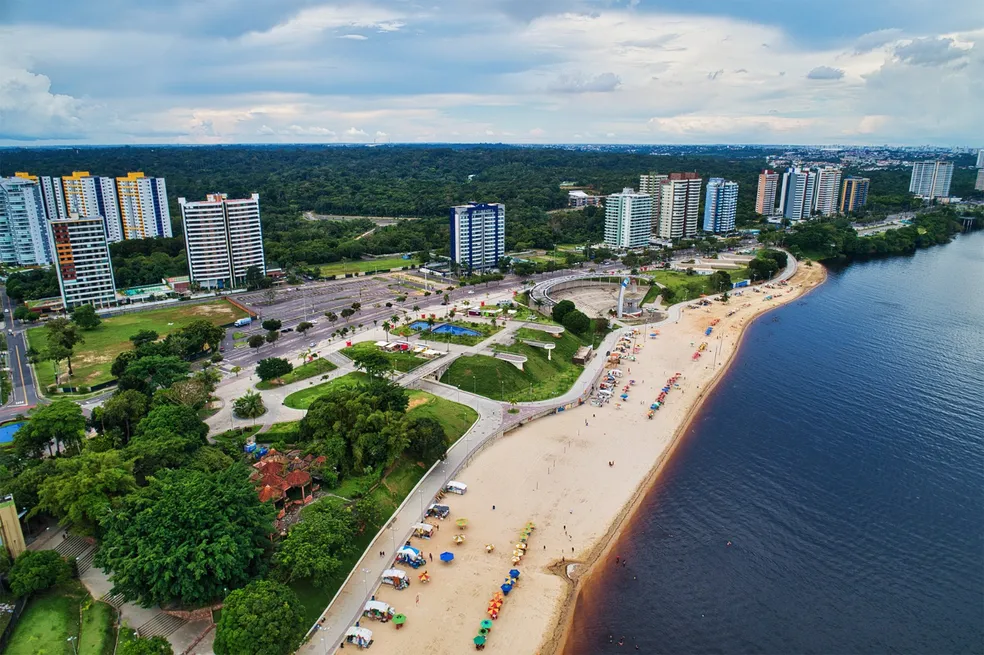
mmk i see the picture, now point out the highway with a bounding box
[0,286,40,419]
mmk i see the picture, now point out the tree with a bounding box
[8,550,71,597]
[256,358,293,382]
[231,365,242,377]
[351,349,392,380]
[100,389,150,444]
[265,330,279,344]
[442,293,450,305]
[244,265,265,291]
[137,404,209,442]
[125,429,205,481]
[95,467,275,606]
[660,287,676,303]
[325,311,337,324]
[111,350,138,379]
[44,318,84,376]
[561,308,591,335]
[340,308,355,319]
[119,635,174,655]
[152,377,211,411]
[593,316,610,336]
[248,334,265,351]
[296,321,313,334]
[35,450,137,537]
[233,390,266,419]
[171,319,225,358]
[16,400,86,458]
[381,321,391,341]
[71,303,101,330]
[213,580,306,655]
[274,499,357,586]
[710,270,732,293]
[404,416,449,464]
[125,355,189,390]
[351,302,361,312]
[129,330,159,348]
[261,319,282,332]
[551,299,576,323]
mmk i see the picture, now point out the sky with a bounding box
[1,0,982,146]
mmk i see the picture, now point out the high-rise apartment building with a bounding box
[48,216,117,309]
[0,175,53,266]
[180,193,265,289]
[39,176,67,222]
[658,173,702,239]
[116,172,172,239]
[779,167,817,221]
[640,172,668,233]
[839,177,870,214]
[755,170,779,215]
[60,171,124,243]
[604,189,652,249]
[909,161,953,199]
[975,169,984,192]
[449,202,505,273]
[813,167,843,217]
[976,150,984,169]
[702,178,738,234]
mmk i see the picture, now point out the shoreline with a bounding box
[546,263,829,655]
[359,262,827,655]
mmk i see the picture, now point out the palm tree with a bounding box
[382,321,391,342]
[231,365,242,377]
[233,390,265,420]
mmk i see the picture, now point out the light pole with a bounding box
[418,489,424,517]
[67,636,78,655]
[361,567,371,599]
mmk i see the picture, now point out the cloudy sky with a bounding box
[1,0,982,145]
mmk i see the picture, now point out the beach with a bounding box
[358,263,827,655]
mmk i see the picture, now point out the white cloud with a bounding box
[344,126,369,138]
[242,5,406,45]
[339,34,369,41]
[893,37,970,66]
[807,66,845,80]
[550,72,621,93]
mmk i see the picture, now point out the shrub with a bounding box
[8,550,72,597]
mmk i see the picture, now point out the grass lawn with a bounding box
[282,372,369,409]
[340,341,427,373]
[441,327,589,402]
[79,601,116,655]
[255,357,337,390]
[259,421,301,444]
[645,268,750,302]
[406,390,477,443]
[394,319,502,347]
[319,257,417,277]
[5,580,87,655]
[27,299,248,390]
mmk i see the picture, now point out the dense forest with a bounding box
[3,146,980,283]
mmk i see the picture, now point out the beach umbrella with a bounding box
[509,569,520,578]
[500,583,512,595]
[440,551,454,562]
[481,619,493,630]
[456,518,469,528]
[474,636,486,646]
[393,614,407,625]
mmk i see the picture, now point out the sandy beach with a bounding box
[358,263,827,655]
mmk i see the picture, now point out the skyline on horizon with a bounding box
[2,0,982,147]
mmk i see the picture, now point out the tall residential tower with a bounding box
[639,172,668,233]
[60,171,123,242]
[839,177,870,214]
[755,170,779,215]
[779,167,817,221]
[909,161,953,199]
[604,188,652,249]
[658,173,702,239]
[449,202,505,273]
[0,175,53,266]
[116,172,172,239]
[813,167,843,217]
[703,178,738,234]
[180,193,265,289]
[48,216,117,309]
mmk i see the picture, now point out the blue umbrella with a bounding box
[500,583,512,595]
[440,551,454,562]
[509,569,521,578]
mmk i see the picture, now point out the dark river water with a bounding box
[565,231,984,654]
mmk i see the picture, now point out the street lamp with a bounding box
[67,637,78,655]
[361,567,371,599]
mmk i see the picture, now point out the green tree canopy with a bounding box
[43,318,85,376]
[261,319,282,332]
[213,580,306,655]
[709,270,733,293]
[561,308,591,334]
[99,389,150,444]
[256,358,293,382]
[273,499,357,586]
[296,321,313,334]
[16,400,86,458]
[248,334,265,350]
[233,390,266,419]
[551,299,576,323]
[71,303,101,330]
[404,416,449,465]
[136,404,209,442]
[125,355,189,390]
[171,319,225,359]
[35,449,138,537]
[8,550,72,597]
[95,467,275,606]
[125,429,206,481]
[350,348,392,379]
[129,329,159,348]
[119,634,174,655]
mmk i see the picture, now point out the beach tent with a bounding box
[344,627,373,649]
[381,569,409,589]
[598,389,612,397]
[363,600,395,621]
[445,481,468,494]
[426,504,450,519]
[411,523,435,538]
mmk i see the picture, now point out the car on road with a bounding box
[309,342,316,348]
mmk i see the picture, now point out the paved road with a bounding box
[0,286,39,420]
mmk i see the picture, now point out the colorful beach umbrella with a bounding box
[456,518,469,528]
[474,636,486,646]
[440,551,454,562]
[481,619,493,630]
[393,614,407,625]
[509,569,520,578]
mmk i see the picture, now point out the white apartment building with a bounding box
[813,167,843,217]
[604,188,652,249]
[975,169,984,192]
[780,167,818,221]
[755,170,779,215]
[703,178,738,233]
[640,172,668,233]
[180,193,265,289]
[116,172,172,239]
[909,161,953,199]
[39,176,67,222]
[60,171,123,243]
[658,173,702,240]
[976,150,984,169]
[0,175,53,266]
[48,216,117,309]
[449,202,505,273]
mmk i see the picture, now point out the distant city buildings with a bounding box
[658,173,702,239]
[909,161,953,199]
[976,170,984,192]
[448,202,505,273]
[779,167,817,221]
[567,190,602,208]
[116,172,172,239]
[813,167,843,217]
[180,193,266,289]
[702,178,738,233]
[977,150,984,169]
[0,175,54,266]
[604,188,652,249]
[755,170,779,215]
[48,216,117,309]
[640,172,668,233]
[839,177,870,214]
